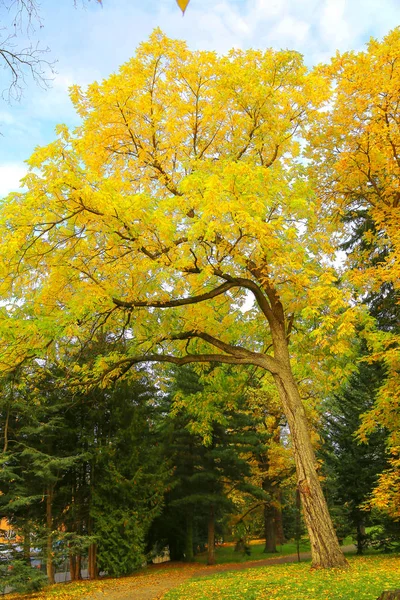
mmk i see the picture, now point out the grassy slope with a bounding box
[164,554,400,600]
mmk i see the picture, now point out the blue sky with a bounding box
[0,0,399,196]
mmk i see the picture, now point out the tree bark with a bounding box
[274,488,285,546]
[185,511,194,562]
[263,503,277,553]
[207,504,215,566]
[46,486,55,584]
[23,521,31,565]
[269,319,347,569]
[69,552,82,581]
[76,554,82,579]
[273,366,347,568]
[69,554,76,581]
[88,542,97,579]
[356,520,366,555]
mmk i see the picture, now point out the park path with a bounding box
[84,545,356,600]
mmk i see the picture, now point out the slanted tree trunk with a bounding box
[207,504,215,566]
[295,487,302,562]
[377,592,400,600]
[46,486,55,584]
[184,511,194,562]
[269,313,347,569]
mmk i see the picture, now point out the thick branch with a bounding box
[78,352,266,387]
[112,282,237,309]
[166,330,281,374]
[214,270,273,322]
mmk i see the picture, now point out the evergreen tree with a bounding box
[321,362,388,554]
[0,364,169,580]
[150,365,268,565]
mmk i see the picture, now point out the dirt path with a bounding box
[83,563,199,600]
[83,545,356,600]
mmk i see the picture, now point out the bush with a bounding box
[0,559,48,594]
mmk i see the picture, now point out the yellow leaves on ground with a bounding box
[9,555,400,600]
[165,555,400,600]
[7,564,198,600]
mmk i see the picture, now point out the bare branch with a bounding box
[0,40,55,101]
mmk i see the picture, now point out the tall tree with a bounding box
[152,365,261,566]
[321,362,388,554]
[310,28,400,518]
[0,31,361,567]
[0,362,167,580]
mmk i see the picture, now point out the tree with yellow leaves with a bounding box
[0,31,362,568]
[309,28,400,520]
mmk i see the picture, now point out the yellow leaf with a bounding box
[176,0,190,13]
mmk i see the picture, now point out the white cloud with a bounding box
[270,15,311,46]
[0,163,27,197]
[320,0,350,46]
[253,0,288,20]
[0,111,15,126]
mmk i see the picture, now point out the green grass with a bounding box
[193,536,358,565]
[164,554,400,600]
[193,538,312,565]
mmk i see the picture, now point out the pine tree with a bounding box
[321,362,388,554]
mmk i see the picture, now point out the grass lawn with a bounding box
[164,554,400,600]
[193,537,316,564]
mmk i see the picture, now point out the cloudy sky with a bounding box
[0,0,399,197]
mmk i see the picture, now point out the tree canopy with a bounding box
[2,28,400,570]
[310,28,400,519]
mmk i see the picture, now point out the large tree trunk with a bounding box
[46,486,55,584]
[273,367,347,568]
[269,318,347,569]
[207,504,215,566]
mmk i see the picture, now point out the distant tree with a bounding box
[321,361,388,554]
[310,29,400,517]
[151,365,260,566]
[0,361,168,580]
